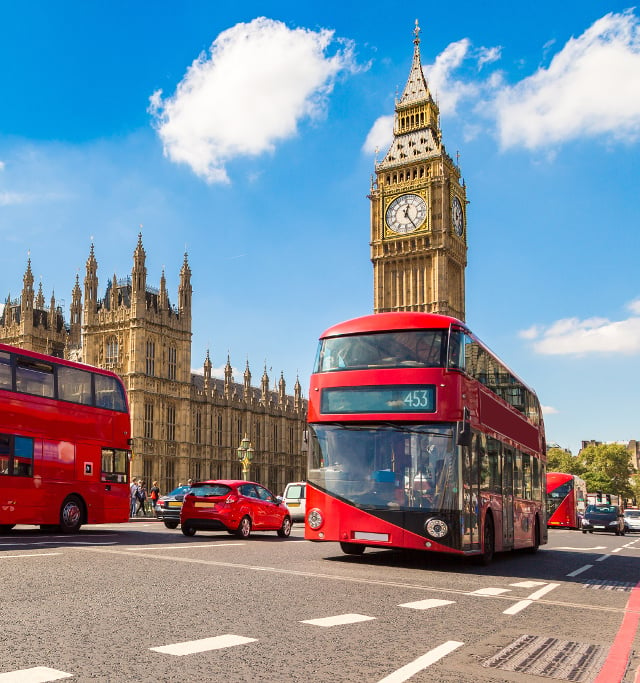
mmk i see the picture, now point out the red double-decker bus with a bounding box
[0,342,131,533]
[546,472,587,529]
[305,313,547,564]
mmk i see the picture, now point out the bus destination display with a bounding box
[321,385,436,414]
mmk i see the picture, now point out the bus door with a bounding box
[501,447,514,549]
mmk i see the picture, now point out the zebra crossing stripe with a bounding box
[150,634,257,656]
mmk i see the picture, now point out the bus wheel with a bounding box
[60,496,83,533]
[0,524,15,533]
[526,517,540,553]
[479,515,494,565]
[236,516,252,539]
[340,542,365,555]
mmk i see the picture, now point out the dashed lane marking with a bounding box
[0,667,72,682]
[399,598,455,610]
[125,543,244,550]
[150,634,257,656]
[377,641,464,683]
[567,564,594,577]
[470,587,511,596]
[510,581,547,588]
[301,613,376,627]
[75,546,630,615]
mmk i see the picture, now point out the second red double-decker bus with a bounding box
[0,343,131,533]
[546,472,587,529]
[305,312,547,564]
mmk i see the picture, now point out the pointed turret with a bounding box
[294,375,302,411]
[243,359,252,400]
[178,252,192,319]
[84,243,98,322]
[159,269,168,311]
[35,282,45,310]
[21,258,35,317]
[261,364,270,404]
[69,274,82,345]
[278,372,286,406]
[224,353,233,397]
[131,233,147,315]
[203,349,212,391]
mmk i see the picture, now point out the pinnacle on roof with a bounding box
[398,19,431,106]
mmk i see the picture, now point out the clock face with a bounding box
[385,194,427,235]
[452,196,464,236]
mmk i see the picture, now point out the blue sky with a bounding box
[1,2,639,455]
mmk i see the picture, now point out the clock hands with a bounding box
[403,206,417,229]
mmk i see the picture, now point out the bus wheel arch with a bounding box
[59,495,84,533]
[526,514,541,553]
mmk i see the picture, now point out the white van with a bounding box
[282,482,306,522]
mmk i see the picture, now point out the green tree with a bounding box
[546,448,584,476]
[577,443,634,501]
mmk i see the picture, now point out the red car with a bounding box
[179,480,292,539]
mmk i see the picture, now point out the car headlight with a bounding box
[424,518,448,539]
[307,508,324,530]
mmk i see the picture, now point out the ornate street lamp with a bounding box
[237,434,254,481]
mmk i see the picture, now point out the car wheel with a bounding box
[59,496,83,533]
[236,515,252,539]
[163,520,179,529]
[277,516,292,538]
[181,524,196,537]
[340,541,365,555]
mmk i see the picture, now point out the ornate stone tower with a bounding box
[370,21,467,321]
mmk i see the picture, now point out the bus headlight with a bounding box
[424,518,448,539]
[307,508,324,530]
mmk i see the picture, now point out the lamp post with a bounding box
[237,434,254,481]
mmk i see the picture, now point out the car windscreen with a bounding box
[624,510,640,518]
[585,505,616,514]
[168,486,190,497]
[190,484,232,497]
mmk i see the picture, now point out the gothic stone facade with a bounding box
[0,236,307,496]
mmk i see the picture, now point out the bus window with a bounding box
[95,374,127,412]
[522,453,532,499]
[58,365,93,406]
[14,436,34,477]
[101,448,129,483]
[16,358,54,398]
[0,351,11,390]
[0,434,9,474]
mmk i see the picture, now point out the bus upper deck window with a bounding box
[16,358,54,398]
[0,352,11,390]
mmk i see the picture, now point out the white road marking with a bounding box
[0,541,117,547]
[0,667,72,682]
[555,546,606,551]
[376,641,464,683]
[301,613,376,627]
[399,598,455,610]
[503,600,533,615]
[469,587,511,596]
[510,581,546,588]
[502,582,560,615]
[567,564,593,577]
[0,553,62,559]
[126,543,243,550]
[596,554,611,562]
[150,634,256,656]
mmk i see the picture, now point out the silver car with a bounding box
[623,509,640,533]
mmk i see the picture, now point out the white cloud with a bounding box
[362,115,394,155]
[521,299,640,355]
[542,405,559,415]
[0,191,31,206]
[149,17,361,184]
[0,161,5,171]
[495,10,640,149]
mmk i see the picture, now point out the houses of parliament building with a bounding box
[0,236,307,495]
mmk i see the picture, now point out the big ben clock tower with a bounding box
[370,21,467,321]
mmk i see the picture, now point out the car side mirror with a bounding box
[276,495,283,503]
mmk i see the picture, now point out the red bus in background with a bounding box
[305,313,547,564]
[0,343,131,533]
[546,472,587,529]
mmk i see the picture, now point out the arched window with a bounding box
[105,337,118,366]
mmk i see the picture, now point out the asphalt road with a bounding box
[1,523,639,682]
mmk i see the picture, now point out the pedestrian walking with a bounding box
[150,481,160,517]
[136,480,147,516]
[130,477,138,518]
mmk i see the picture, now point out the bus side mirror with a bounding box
[457,422,472,447]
